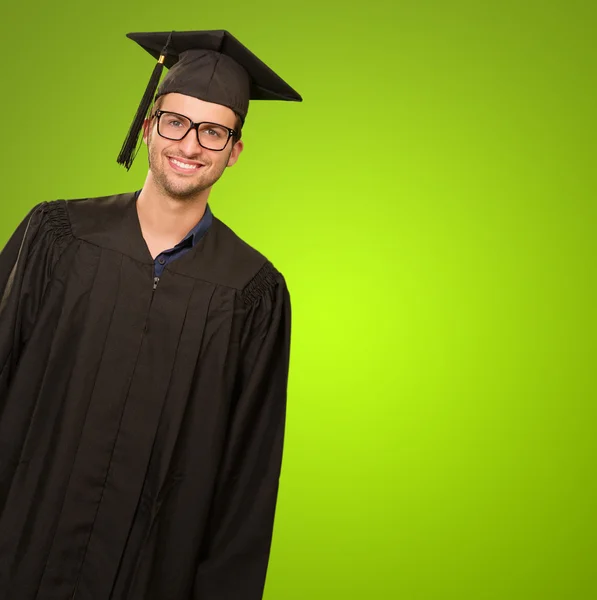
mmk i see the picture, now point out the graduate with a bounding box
[0,30,301,599]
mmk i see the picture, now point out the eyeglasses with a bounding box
[153,110,237,151]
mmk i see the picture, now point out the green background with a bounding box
[1,1,596,598]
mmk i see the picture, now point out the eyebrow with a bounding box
[160,109,234,129]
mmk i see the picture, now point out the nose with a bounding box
[177,128,203,156]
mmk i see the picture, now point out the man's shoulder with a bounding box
[63,192,135,223]
[60,191,142,248]
[196,216,278,292]
[211,216,268,265]
[48,192,282,292]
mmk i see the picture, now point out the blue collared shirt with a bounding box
[134,190,214,278]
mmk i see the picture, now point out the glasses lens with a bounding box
[158,112,192,140]
[197,123,230,150]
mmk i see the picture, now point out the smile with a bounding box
[168,157,203,172]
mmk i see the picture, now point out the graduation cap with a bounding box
[117,30,303,169]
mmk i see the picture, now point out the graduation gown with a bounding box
[0,192,291,600]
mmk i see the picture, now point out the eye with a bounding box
[199,124,227,139]
[166,118,184,128]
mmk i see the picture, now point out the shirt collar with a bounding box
[134,189,213,249]
[181,203,213,248]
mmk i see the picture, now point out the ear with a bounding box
[142,118,152,146]
[226,140,244,168]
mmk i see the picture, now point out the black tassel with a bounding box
[117,32,174,170]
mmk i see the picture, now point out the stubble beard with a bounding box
[148,138,230,201]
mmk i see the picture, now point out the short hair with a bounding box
[232,114,243,144]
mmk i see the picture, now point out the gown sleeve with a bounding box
[0,202,71,404]
[193,262,292,600]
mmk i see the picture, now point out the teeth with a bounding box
[171,158,199,170]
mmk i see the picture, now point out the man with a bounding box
[0,30,301,599]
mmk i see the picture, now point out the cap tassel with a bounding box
[117,32,173,170]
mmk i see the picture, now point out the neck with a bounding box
[136,173,211,258]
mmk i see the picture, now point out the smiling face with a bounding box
[142,93,244,201]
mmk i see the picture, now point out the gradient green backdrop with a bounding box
[1,1,596,598]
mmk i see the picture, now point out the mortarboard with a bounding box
[117,30,303,170]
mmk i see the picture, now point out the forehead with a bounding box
[158,93,237,127]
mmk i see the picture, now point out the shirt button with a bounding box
[158,257,166,265]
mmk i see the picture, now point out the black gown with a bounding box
[0,192,291,600]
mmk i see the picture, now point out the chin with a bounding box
[154,170,200,196]
[164,183,205,200]
[152,162,222,200]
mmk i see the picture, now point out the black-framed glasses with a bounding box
[154,110,237,151]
